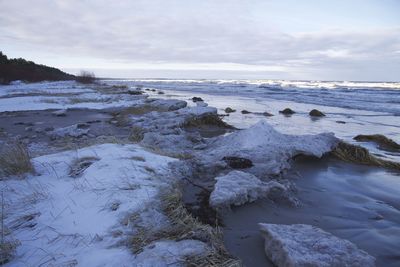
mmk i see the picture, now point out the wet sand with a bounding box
[223,156,400,267]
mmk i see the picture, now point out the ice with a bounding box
[259,223,375,267]
[209,171,287,208]
[202,120,339,176]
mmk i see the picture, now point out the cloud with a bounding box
[0,0,399,80]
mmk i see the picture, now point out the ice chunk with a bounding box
[204,120,339,175]
[259,223,375,267]
[209,171,287,208]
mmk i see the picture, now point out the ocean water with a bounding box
[108,79,400,115]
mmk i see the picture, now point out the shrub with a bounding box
[75,71,96,84]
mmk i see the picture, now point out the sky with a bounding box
[1,0,399,81]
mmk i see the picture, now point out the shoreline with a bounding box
[1,80,399,266]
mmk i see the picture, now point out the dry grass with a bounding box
[182,114,234,129]
[331,142,400,170]
[143,147,194,160]
[130,187,241,266]
[69,156,99,177]
[129,126,145,143]
[354,134,400,151]
[0,239,19,265]
[0,142,34,179]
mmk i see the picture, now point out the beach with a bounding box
[1,79,399,266]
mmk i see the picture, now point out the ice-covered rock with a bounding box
[259,223,376,267]
[51,123,90,138]
[209,171,287,208]
[134,240,207,267]
[204,120,339,175]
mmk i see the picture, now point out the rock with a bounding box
[192,97,204,102]
[259,223,375,267]
[336,121,346,124]
[157,91,165,94]
[222,156,253,169]
[52,109,67,117]
[209,171,287,208]
[371,214,384,220]
[279,108,295,115]
[241,110,251,114]
[263,112,274,117]
[309,109,326,117]
[44,127,54,132]
[127,89,143,95]
[225,107,236,113]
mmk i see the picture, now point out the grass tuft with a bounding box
[354,134,400,151]
[129,187,241,266]
[331,142,400,170]
[0,142,34,179]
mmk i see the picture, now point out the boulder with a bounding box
[309,109,326,117]
[259,223,375,267]
[192,97,204,102]
[279,108,295,115]
[225,107,236,113]
[263,112,274,117]
[241,110,251,114]
[209,171,287,208]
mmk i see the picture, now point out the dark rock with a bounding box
[309,109,325,117]
[77,123,90,129]
[157,91,165,94]
[223,156,254,169]
[192,97,204,102]
[336,121,346,124]
[263,112,273,117]
[44,127,54,132]
[225,107,236,113]
[128,89,143,95]
[279,108,295,115]
[241,110,251,114]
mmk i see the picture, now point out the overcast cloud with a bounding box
[0,0,399,80]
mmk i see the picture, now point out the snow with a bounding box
[2,143,192,266]
[0,81,149,112]
[259,223,376,267]
[134,240,207,267]
[209,171,287,208]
